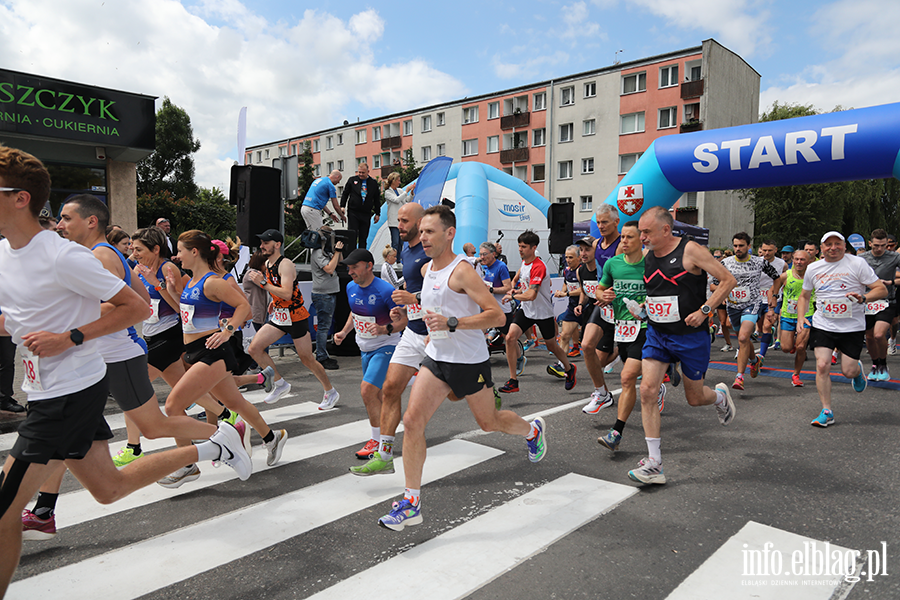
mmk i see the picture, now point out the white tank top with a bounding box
[422,254,489,364]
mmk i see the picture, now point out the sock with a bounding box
[595,385,608,396]
[32,492,59,518]
[218,407,231,421]
[127,442,142,457]
[715,389,728,407]
[262,430,275,444]
[645,437,661,463]
[378,435,395,459]
[195,440,221,462]
[256,372,265,384]
[371,427,380,441]
[526,420,539,440]
[274,378,285,388]
[760,333,772,356]
[404,488,421,507]
[613,419,626,435]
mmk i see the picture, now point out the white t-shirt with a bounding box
[0,230,125,401]
[517,257,554,320]
[760,257,786,291]
[802,254,878,332]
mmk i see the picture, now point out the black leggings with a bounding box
[0,459,30,520]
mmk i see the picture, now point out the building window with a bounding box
[313,140,320,152]
[487,136,499,153]
[557,197,572,204]
[314,165,321,177]
[619,152,643,174]
[514,165,527,181]
[421,115,432,132]
[584,81,596,98]
[488,102,500,120]
[436,143,446,157]
[373,155,382,169]
[532,164,545,182]
[337,133,343,145]
[422,146,432,162]
[462,139,478,156]
[658,107,677,130]
[558,160,573,180]
[326,161,334,172]
[580,195,593,211]
[265,149,270,160]
[256,151,262,163]
[582,158,594,174]
[560,86,575,106]
[621,72,647,95]
[682,191,698,208]
[463,106,479,124]
[403,120,412,136]
[686,59,702,81]
[437,112,445,126]
[583,119,595,136]
[533,128,546,147]
[326,136,333,150]
[356,157,366,167]
[559,123,574,143]
[620,112,645,134]
[337,160,344,171]
[372,127,381,141]
[356,130,366,144]
[292,144,298,155]
[279,146,287,157]
[533,92,546,111]
[659,65,679,88]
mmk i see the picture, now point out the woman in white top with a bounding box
[383,172,415,257]
[380,245,404,289]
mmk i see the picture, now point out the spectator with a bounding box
[310,227,343,370]
[340,163,381,250]
[155,217,174,254]
[242,249,269,333]
[495,241,509,265]
[302,170,345,232]
[383,172,414,257]
[380,245,404,289]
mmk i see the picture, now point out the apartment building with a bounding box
[247,39,760,247]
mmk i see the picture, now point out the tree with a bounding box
[137,97,201,200]
[285,141,315,237]
[136,186,235,239]
[399,148,423,186]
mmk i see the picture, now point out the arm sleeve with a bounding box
[763,260,780,280]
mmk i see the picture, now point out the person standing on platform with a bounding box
[301,170,344,232]
[340,163,381,250]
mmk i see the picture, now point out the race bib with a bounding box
[819,298,853,319]
[425,306,449,340]
[352,314,376,339]
[865,299,889,315]
[407,303,424,321]
[145,298,161,325]
[582,280,599,299]
[729,286,751,304]
[566,281,580,295]
[483,279,494,288]
[271,307,292,327]
[614,320,640,343]
[180,303,196,333]
[601,305,615,323]
[646,295,681,323]
[21,348,44,393]
[785,298,798,315]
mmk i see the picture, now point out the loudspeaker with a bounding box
[547,202,574,255]
[231,165,282,246]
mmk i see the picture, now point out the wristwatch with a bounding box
[70,329,84,346]
[447,316,459,333]
[221,319,235,333]
[700,305,711,315]
[415,291,422,303]
[386,323,394,334]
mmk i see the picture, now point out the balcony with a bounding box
[680,120,703,133]
[681,79,704,99]
[500,147,529,164]
[500,111,531,130]
[381,136,402,150]
[380,165,402,178]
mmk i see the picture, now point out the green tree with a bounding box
[136,186,235,239]
[399,148,423,186]
[137,97,201,200]
[285,141,315,237]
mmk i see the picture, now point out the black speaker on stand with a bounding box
[230,165,283,247]
[548,202,574,255]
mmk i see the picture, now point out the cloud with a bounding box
[561,2,601,44]
[493,51,571,80]
[0,1,466,190]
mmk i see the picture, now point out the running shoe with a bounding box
[567,344,581,358]
[852,360,867,393]
[598,429,621,452]
[751,331,759,342]
[603,355,621,374]
[260,366,275,393]
[881,366,891,381]
[494,386,502,410]
[667,363,681,387]
[515,353,527,377]
[210,421,253,480]
[235,420,252,458]
[355,438,379,460]
[499,378,519,393]
[810,409,834,427]
[582,389,614,414]
[221,408,240,427]
[349,455,395,476]
[22,510,57,541]
[889,337,897,356]
[264,379,291,404]
[714,383,736,426]
[772,340,781,351]
[546,361,566,379]
[378,498,422,531]
[112,446,143,468]
[564,363,577,390]
[157,464,201,489]
[319,388,340,410]
[867,365,880,381]
[749,354,764,378]
[720,344,734,352]
[732,374,744,390]
[265,429,289,466]
[628,457,666,485]
[526,417,547,463]
[657,383,667,413]
[523,339,536,353]
[831,351,838,365]
[791,373,803,387]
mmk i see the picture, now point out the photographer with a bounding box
[311,226,343,370]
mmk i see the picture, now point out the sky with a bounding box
[1,0,899,192]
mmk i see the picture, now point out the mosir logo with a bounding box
[499,202,531,221]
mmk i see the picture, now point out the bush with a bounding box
[137,188,236,240]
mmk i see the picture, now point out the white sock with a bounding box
[379,435,395,459]
[195,439,220,462]
[715,389,727,407]
[274,377,286,387]
[645,437,662,463]
[371,426,380,441]
[595,385,608,395]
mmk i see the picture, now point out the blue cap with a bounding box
[781,245,794,253]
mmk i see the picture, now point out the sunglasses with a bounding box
[0,187,25,193]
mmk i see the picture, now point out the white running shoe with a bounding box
[603,355,621,374]
[265,429,289,466]
[720,344,734,352]
[264,379,291,404]
[582,389,614,414]
[157,464,201,489]
[319,388,340,410]
[210,422,253,481]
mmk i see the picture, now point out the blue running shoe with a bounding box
[852,361,867,392]
[598,429,621,451]
[810,409,834,427]
[378,498,422,531]
[523,339,536,353]
[516,353,527,377]
[527,417,547,463]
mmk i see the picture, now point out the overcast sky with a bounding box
[2,0,898,191]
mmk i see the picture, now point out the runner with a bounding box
[857,229,900,381]
[711,249,735,352]
[377,205,546,531]
[771,249,815,387]
[549,245,582,376]
[756,239,787,358]
[0,147,249,595]
[245,229,339,410]
[499,230,576,393]
[594,221,666,452]
[629,207,737,485]
[796,232,886,427]
[712,232,779,391]
[333,248,405,462]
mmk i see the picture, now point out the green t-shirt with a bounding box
[781,268,815,319]
[600,254,647,327]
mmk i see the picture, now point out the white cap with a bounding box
[820,231,845,244]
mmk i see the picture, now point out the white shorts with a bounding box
[301,205,324,232]
[389,329,427,369]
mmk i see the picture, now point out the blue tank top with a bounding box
[401,241,430,336]
[219,273,237,319]
[594,235,620,271]
[180,272,222,334]
[138,262,180,336]
[91,242,148,358]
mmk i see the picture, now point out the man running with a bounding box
[772,250,815,387]
[796,232,886,427]
[377,205,546,530]
[858,229,900,381]
[630,207,737,485]
[245,229,339,409]
[756,239,787,358]
[550,245,583,375]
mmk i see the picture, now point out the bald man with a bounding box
[302,170,345,231]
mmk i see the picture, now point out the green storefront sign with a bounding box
[0,68,154,150]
